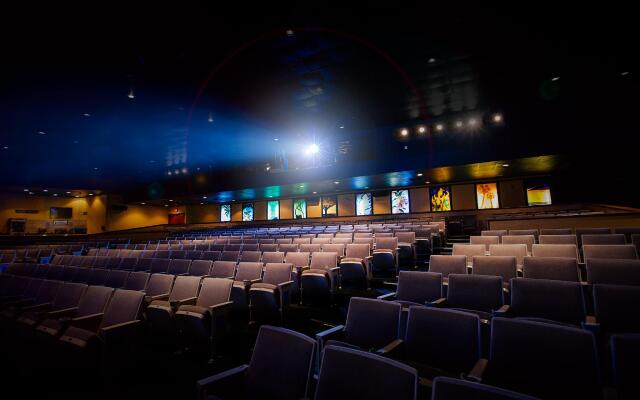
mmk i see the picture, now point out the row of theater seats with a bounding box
[453,242,638,269]
[196,294,638,400]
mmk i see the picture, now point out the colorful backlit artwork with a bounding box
[430,186,451,212]
[242,203,254,221]
[391,190,410,214]
[267,200,279,220]
[220,204,231,222]
[321,196,337,217]
[293,199,307,219]
[356,193,373,216]
[527,183,552,206]
[476,183,500,209]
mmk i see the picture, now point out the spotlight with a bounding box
[181,167,188,174]
[202,196,207,199]
[455,121,463,128]
[339,125,344,129]
[334,181,340,184]
[417,173,423,177]
[417,126,427,134]
[502,163,510,167]
[305,143,320,156]
[621,71,630,76]
[43,189,48,192]
[128,89,135,99]
[23,189,28,192]
[66,191,71,194]
[273,138,279,141]
[141,202,146,205]
[167,171,172,176]
[492,113,503,123]
[89,193,94,196]
[551,76,560,82]
[53,193,58,197]
[312,191,317,194]
[468,118,478,126]
[435,123,444,132]
[428,58,436,63]
[399,128,409,137]
[208,113,214,123]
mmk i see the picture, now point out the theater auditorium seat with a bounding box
[586,259,640,285]
[146,275,202,341]
[196,325,315,400]
[300,252,339,306]
[339,243,371,290]
[522,256,580,282]
[248,263,294,324]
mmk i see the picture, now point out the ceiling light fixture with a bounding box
[43,189,48,192]
[2,146,8,150]
[621,71,630,76]
[417,126,426,134]
[502,163,510,167]
[128,89,135,99]
[417,173,423,177]
[24,189,29,192]
[334,181,339,184]
[38,131,46,135]
[304,143,320,156]
[208,113,214,123]
[400,128,409,137]
[83,113,91,117]
[551,76,560,81]
[492,113,503,123]
[435,124,444,132]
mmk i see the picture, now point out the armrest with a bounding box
[582,315,600,335]
[377,292,397,301]
[196,365,249,400]
[427,298,447,308]
[493,305,512,318]
[46,306,78,319]
[277,281,294,308]
[19,302,53,312]
[209,301,234,316]
[70,312,104,331]
[145,294,169,304]
[101,320,141,345]
[170,297,198,308]
[465,358,489,383]
[101,319,140,334]
[316,324,345,346]
[376,338,403,357]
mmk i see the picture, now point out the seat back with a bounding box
[260,244,278,252]
[344,297,401,349]
[239,251,262,263]
[539,234,577,245]
[220,251,240,262]
[300,244,322,253]
[315,345,417,400]
[104,270,129,288]
[482,230,507,238]
[429,255,467,277]
[262,252,285,264]
[396,231,416,244]
[345,244,370,259]
[523,257,579,282]
[501,235,535,254]
[169,276,201,301]
[452,244,486,265]
[375,237,399,252]
[145,273,174,297]
[586,259,640,285]
[123,271,149,291]
[488,317,600,399]
[510,278,586,325]
[470,236,500,251]
[88,268,110,286]
[583,245,638,261]
[168,259,191,275]
[196,277,233,307]
[540,228,572,235]
[611,333,640,400]
[322,244,345,257]
[279,244,299,254]
[447,274,503,313]
[472,256,517,283]
[200,251,220,261]
[235,262,263,281]
[396,271,442,304]
[211,261,237,278]
[262,263,294,285]
[286,251,309,268]
[582,234,626,246]
[489,244,527,266]
[34,280,62,304]
[149,258,170,274]
[189,260,213,277]
[532,244,579,260]
[593,284,640,332]
[310,252,338,271]
[405,307,480,374]
[101,289,145,328]
[244,326,316,400]
[576,227,612,246]
[76,286,113,317]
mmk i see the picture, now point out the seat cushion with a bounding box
[304,268,330,276]
[178,304,209,315]
[250,282,278,291]
[37,318,64,336]
[60,326,99,349]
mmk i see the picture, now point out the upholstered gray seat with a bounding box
[147,275,202,339]
[189,260,213,277]
[472,256,518,289]
[523,256,580,282]
[586,259,640,285]
[300,252,339,306]
[432,274,504,321]
[249,263,294,324]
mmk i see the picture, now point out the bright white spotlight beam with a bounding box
[305,143,320,156]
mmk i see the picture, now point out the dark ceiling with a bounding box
[1,4,637,202]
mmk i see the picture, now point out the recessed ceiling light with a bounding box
[2,146,8,150]
[417,126,426,134]
[334,181,339,184]
[200,202,204,205]
[428,58,436,63]
[339,125,344,129]
[128,89,135,99]
[38,131,46,135]
[23,189,29,192]
[268,196,273,198]
[169,199,173,202]
[89,193,94,196]
[468,118,477,126]
[299,185,304,188]
[208,113,214,123]
[43,189,48,192]
[164,204,168,207]
[502,163,510,167]
[426,181,431,184]
[404,145,408,150]
[93,167,99,170]
[28,192,34,195]
[492,113,503,123]
[621,71,630,76]
[551,76,560,81]
[417,173,423,177]
[53,193,58,197]
[364,187,369,189]
[231,199,235,202]
[273,138,279,141]
[455,121,463,128]
[66,191,71,194]
[400,128,409,137]
[74,195,79,198]
[286,29,294,36]
[83,113,91,117]
[313,191,317,194]
[202,196,207,199]
[435,124,444,131]
[141,202,146,205]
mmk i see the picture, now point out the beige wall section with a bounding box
[410,188,430,212]
[106,204,168,231]
[86,195,107,234]
[186,204,220,223]
[231,203,243,221]
[452,184,476,210]
[499,180,526,208]
[338,194,355,216]
[280,199,293,219]
[373,193,390,215]
[307,197,321,218]
[254,201,267,221]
